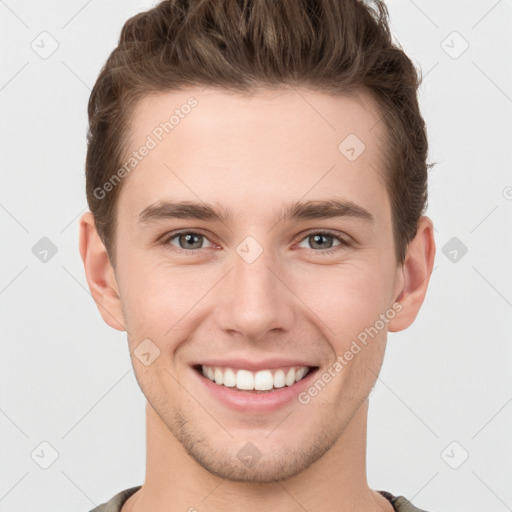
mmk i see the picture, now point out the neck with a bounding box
[124,398,392,512]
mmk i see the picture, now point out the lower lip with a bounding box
[193,367,318,413]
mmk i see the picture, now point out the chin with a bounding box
[173,414,338,484]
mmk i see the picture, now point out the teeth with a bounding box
[236,369,254,390]
[223,368,236,387]
[199,365,311,391]
[254,370,273,391]
[295,367,306,382]
[214,368,224,385]
[273,369,285,388]
[285,368,295,386]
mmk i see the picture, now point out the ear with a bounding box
[388,215,436,332]
[79,211,126,331]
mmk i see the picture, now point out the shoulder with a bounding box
[378,490,431,512]
[87,486,142,512]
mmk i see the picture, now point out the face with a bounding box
[110,87,404,482]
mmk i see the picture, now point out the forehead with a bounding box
[119,86,390,225]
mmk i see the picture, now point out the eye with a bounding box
[161,230,215,252]
[159,229,352,255]
[296,231,352,254]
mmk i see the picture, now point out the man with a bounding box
[79,0,436,510]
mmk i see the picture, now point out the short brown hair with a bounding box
[86,0,431,266]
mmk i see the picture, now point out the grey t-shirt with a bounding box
[88,486,431,512]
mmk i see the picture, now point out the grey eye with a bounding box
[297,233,341,250]
[171,232,206,250]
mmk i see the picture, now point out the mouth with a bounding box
[192,364,319,393]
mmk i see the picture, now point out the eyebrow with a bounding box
[137,198,374,225]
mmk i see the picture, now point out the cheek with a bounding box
[292,259,392,341]
[118,255,213,338]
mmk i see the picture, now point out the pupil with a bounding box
[182,233,201,249]
[312,234,331,249]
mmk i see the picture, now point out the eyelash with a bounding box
[159,229,352,256]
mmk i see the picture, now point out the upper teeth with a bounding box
[201,365,310,391]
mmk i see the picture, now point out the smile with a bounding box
[197,364,313,393]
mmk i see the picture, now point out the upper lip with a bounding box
[192,358,318,371]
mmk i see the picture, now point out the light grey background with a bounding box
[1,1,511,511]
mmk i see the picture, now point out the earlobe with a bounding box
[79,211,126,332]
[388,215,436,332]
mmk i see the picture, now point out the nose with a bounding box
[214,242,296,341]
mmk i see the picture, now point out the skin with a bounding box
[80,86,435,512]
